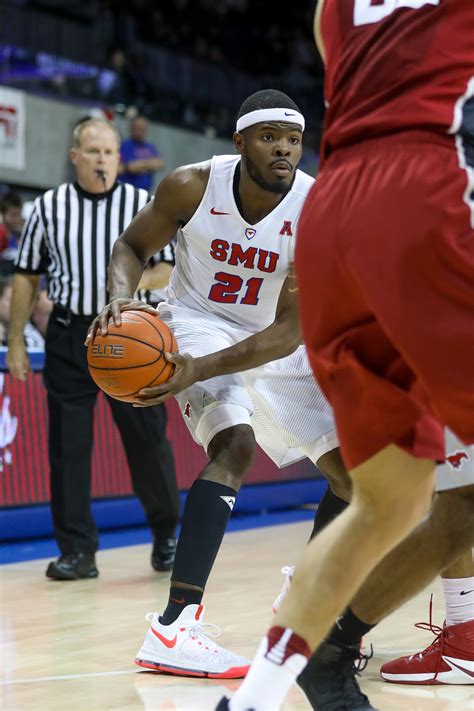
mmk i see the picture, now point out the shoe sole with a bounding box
[134,657,249,679]
[380,671,473,685]
[46,569,99,580]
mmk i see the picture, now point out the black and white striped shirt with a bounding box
[15,181,175,315]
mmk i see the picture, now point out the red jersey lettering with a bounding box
[228,244,258,269]
[257,250,279,273]
[279,221,293,236]
[209,239,229,261]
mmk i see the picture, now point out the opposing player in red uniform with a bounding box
[218,1,474,709]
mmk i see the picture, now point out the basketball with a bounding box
[87,310,178,402]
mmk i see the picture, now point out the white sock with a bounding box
[229,627,310,711]
[442,576,474,627]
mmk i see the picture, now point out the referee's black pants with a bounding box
[43,310,181,556]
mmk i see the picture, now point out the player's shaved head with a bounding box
[237,89,301,119]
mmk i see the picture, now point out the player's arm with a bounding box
[133,270,302,406]
[89,163,208,338]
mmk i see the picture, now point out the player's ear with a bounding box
[70,147,78,166]
[233,131,244,155]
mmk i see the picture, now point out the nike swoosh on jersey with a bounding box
[210,207,230,215]
[460,590,474,595]
[151,627,178,648]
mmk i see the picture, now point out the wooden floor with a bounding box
[1,521,472,711]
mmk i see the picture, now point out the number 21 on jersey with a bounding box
[209,272,263,306]
[354,0,439,26]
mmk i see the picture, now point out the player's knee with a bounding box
[350,449,434,540]
[352,475,431,542]
[207,424,257,487]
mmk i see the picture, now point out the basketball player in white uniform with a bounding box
[88,89,350,678]
[157,151,336,469]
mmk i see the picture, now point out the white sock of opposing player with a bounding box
[442,576,474,627]
[229,626,311,711]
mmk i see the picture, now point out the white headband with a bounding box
[236,108,305,133]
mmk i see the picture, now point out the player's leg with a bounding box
[134,422,255,678]
[347,486,474,625]
[223,445,435,710]
[272,447,350,613]
[310,447,351,539]
[331,439,474,628]
[380,549,474,685]
[134,306,259,677]
[440,551,474,627]
[272,444,473,702]
[379,438,474,684]
[298,484,474,707]
[161,422,256,621]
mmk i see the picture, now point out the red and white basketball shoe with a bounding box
[135,604,250,678]
[380,602,474,685]
[272,565,295,614]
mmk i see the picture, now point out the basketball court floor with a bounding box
[2,520,472,710]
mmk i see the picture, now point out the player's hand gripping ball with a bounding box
[87,310,178,402]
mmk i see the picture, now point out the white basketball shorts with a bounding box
[158,301,337,467]
[436,430,474,492]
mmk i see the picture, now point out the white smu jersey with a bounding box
[167,155,314,332]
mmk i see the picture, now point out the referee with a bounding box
[6,118,180,580]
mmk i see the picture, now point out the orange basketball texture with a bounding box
[87,310,178,402]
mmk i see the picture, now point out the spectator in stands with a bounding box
[0,192,24,276]
[100,47,138,108]
[119,115,165,193]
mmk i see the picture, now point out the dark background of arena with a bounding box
[0,0,325,144]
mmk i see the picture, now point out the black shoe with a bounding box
[297,640,378,711]
[151,537,176,572]
[46,553,99,580]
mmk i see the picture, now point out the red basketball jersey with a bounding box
[319,0,474,160]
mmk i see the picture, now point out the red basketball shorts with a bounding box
[296,132,474,470]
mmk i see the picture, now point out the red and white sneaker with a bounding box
[380,602,474,685]
[272,565,295,614]
[135,604,250,679]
